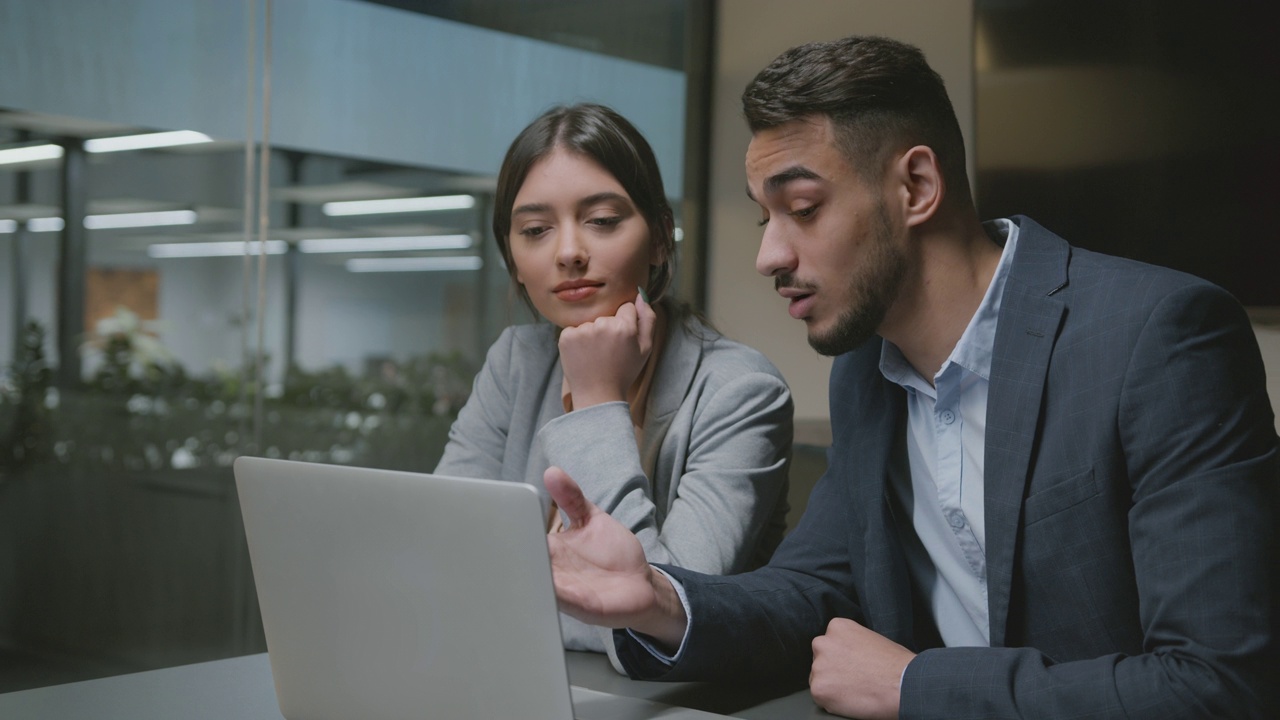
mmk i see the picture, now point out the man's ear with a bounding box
[892,145,944,228]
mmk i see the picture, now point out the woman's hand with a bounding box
[558,290,656,408]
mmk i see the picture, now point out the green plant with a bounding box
[0,321,55,470]
[2,321,476,476]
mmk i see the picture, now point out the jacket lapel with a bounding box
[983,216,1069,647]
[832,343,921,647]
[865,394,922,647]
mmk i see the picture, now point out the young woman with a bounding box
[435,104,792,662]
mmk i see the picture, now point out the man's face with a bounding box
[746,117,908,356]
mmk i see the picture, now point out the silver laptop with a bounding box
[234,457,722,720]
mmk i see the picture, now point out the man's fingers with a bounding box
[544,466,593,529]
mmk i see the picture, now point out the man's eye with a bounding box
[757,216,769,227]
[790,205,818,220]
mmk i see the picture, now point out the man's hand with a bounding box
[809,618,915,720]
[544,466,687,649]
[558,292,657,408]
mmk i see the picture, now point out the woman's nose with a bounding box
[556,227,588,268]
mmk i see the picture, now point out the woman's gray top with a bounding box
[436,315,793,662]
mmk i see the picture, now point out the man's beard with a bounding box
[808,204,906,357]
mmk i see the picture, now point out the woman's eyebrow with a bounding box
[577,191,631,209]
[511,202,551,216]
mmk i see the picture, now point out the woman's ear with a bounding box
[651,215,675,266]
[893,145,944,228]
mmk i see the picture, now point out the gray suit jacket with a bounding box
[436,313,792,655]
[617,216,1280,718]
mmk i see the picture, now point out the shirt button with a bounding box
[939,409,956,425]
[947,511,966,529]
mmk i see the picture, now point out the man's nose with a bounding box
[754,223,795,278]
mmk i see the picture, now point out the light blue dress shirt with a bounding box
[878,218,1018,646]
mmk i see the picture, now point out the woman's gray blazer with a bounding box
[435,314,793,658]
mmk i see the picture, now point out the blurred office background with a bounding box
[0,0,1276,692]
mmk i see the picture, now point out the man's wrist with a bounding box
[628,566,688,651]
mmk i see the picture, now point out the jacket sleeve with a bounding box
[433,328,516,481]
[900,283,1280,719]
[537,368,793,575]
[612,348,880,686]
[612,438,866,686]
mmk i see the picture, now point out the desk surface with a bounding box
[0,651,822,719]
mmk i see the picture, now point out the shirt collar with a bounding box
[878,218,1020,388]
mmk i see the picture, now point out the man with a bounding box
[545,35,1279,719]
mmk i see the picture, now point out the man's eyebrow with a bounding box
[765,166,821,193]
[747,166,822,203]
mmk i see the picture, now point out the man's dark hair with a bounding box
[743,35,971,203]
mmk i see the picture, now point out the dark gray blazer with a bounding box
[617,216,1279,718]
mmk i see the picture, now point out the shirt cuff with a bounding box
[624,566,692,666]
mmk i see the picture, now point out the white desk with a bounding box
[0,651,823,719]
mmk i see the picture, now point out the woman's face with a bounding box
[508,147,658,328]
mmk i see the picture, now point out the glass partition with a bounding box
[0,0,708,690]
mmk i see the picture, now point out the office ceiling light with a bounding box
[148,240,288,258]
[2,214,196,232]
[321,194,475,216]
[0,143,64,166]
[298,234,472,254]
[85,209,197,230]
[0,220,15,233]
[28,217,65,232]
[85,130,213,153]
[345,256,483,273]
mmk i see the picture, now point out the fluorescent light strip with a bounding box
[299,234,472,254]
[321,194,475,216]
[0,220,15,233]
[148,240,288,258]
[0,143,64,166]
[85,130,213,153]
[85,210,197,230]
[345,256,482,273]
[2,212,190,232]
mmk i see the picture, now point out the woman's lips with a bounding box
[554,282,603,302]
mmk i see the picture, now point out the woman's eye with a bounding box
[588,216,622,228]
[518,225,550,238]
[789,205,818,220]
[756,216,770,227]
